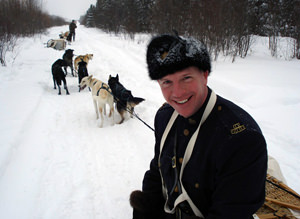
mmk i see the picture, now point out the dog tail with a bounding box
[128,97,145,106]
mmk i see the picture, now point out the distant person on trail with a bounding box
[129,32,268,219]
[69,20,77,42]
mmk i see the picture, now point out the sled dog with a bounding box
[108,74,145,124]
[66,32,73,42]
[80,75,114,127]
[74,54,93,72]
[62,49,74,76]
[59,31,69,39]
[77,60,89,92]
[46,39,66,50]
[51,59,70,95]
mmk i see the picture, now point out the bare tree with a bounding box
[0,0,67,66]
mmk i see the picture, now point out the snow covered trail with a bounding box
[0,26,156,219]
[0,26,299,219]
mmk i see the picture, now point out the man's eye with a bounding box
[163,80,171,85]
[183,76,192,81]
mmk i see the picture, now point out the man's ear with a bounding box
[203,70,209,79]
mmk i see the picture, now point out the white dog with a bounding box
[79,75,114,127]
[46,39,66,50]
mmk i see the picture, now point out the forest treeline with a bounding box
[0,0,67,66]
[81,0,300,61]
[1,0,299,66]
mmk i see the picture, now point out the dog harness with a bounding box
[158,91,217,218]
[96,83,112,96]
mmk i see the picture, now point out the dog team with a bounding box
[51,49,92,94]
[50,29,144,127]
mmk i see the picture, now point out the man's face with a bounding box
[158,67,208,118]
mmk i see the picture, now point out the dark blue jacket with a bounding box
[142,89,267,219]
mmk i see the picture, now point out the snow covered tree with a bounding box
[86,0,299,59]
[86,5,96,28]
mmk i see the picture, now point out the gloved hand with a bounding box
[130,190,165,219]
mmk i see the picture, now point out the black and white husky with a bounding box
[108,74,145,124]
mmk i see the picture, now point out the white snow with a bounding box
[0,25,299,219]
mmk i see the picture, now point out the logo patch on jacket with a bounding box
[231,123,246,134]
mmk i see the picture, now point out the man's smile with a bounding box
[174,96,192,104]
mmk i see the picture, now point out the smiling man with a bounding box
[157,66,208,118]
[130,33,268,219]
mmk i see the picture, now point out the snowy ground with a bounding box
[0,25,299,219]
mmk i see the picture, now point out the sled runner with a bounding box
[254,174,300,219]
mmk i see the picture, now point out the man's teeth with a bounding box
[176,99,188,104]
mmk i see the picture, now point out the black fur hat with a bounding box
[146,33,211,80]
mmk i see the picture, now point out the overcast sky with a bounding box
[41,0,97,21]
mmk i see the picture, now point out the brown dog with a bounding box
[74,54,93,72]
[59,31,69,39]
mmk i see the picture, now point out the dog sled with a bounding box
[46,39,66,50]
[254,157,300,219]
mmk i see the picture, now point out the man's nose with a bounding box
[172,82,185,97]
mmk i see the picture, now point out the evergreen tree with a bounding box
[86,5,96,28]
[87,0,300,59]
